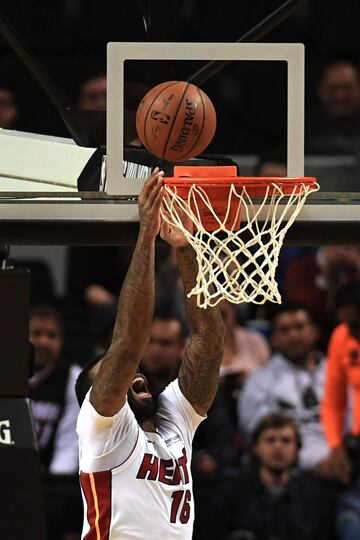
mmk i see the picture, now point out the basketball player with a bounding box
[75,167,225,539]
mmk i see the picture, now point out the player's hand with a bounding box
[138,167,164,241]
[160,204,193,248]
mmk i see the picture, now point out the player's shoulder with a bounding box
[158,379,205,426]
[158,379,183,409]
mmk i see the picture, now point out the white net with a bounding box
[161,179,319,308]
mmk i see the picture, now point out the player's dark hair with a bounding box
[335,282,360,314]
[75,355,103,407]
[252,413,302,450]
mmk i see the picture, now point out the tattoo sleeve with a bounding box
[90,235,155,416]
[176,244,225,416]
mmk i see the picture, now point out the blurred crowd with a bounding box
[2,2,360,539]
[18,236,360,540]
[4,49,360,540]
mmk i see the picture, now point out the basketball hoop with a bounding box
[161,166,319,308]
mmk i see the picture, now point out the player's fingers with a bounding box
[151,183,165,213]
[140,170,163,208]
[173,200,186,219]
[147,173,164,207]
[173,201,192,232]
[141,167,161,198]
[161,207,171,222]
[159,219,171,241]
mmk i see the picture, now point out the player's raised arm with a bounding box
[160,214,225,416]
[90,168,164,417]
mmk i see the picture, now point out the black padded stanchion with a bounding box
[0,269,46,539]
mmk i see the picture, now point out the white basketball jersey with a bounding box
[77,380,205,539]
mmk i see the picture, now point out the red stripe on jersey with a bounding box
[80,473,97,540]
[80,471,112,540]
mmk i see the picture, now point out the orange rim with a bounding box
[163,176,318,197]
[164,176,317,186]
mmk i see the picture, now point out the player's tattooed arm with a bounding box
[176,244,225,416]
[90,169,164,416]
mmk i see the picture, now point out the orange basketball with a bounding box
[136,81,217,162]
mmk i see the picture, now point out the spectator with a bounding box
[337,482,360,540]
[306,58,360,154]
[66,245,132,308]
[255,153,326,326]
[0,81,19,129]
[28,305,82,540]
[76,71,147,145]
[254,152,328,337]
[220,300,270,380]
[316,246,360,308]
[29,305,80,473]
[66,243,183,344]
[255,153,287,178]
[192,384,236,540]
[321,282,360,540]
[238,303,330,471]
[140,309,186,395]
[77,72,106,111]
[215,413,336,540]
[317,60,360,117]
[219,299,270,428]
[154,242,186,322]
[321,282,360,483]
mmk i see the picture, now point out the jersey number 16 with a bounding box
[170,489,191,524]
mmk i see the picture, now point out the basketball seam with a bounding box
[162,82,190,160]
[142,81,179,154]
[175,87,207,161]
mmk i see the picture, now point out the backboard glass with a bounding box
[0,39,360,244]
[107,41,305,193]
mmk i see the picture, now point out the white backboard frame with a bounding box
[107,41,305,195]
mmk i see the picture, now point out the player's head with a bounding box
[29,305,63,368]
[75,358,159,422]
[317,58,360,117]
[270,303,318,364]
[126,371,159,423]
[252,413,301,474]
[335,282,360,340]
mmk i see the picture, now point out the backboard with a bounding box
[106,41,305,191]
[0,38,360,245]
